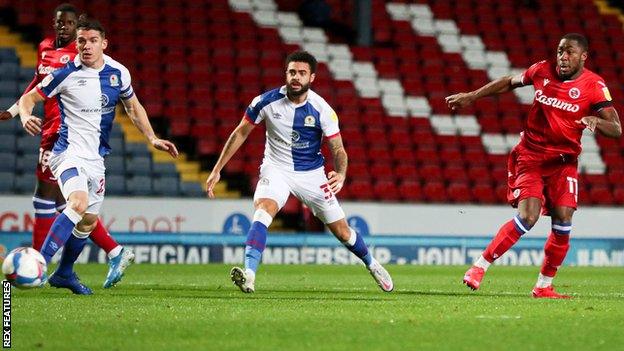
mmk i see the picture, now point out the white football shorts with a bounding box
[253,161,345,224]
[49,151,106,214]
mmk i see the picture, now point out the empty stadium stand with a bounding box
[1,0,623,207]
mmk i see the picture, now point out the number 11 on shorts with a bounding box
[566,176,578,202]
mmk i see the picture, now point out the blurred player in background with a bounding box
[205,51,393,293]
[0,4,135,290]
[18,15,178,294]
[446,33,621,298]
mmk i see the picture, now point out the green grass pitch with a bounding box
[9,264,624,351]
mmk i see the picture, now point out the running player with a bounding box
[18,15,178,294]
[205,51,393,293]
[446,33,621,298]
[0,3,135,290]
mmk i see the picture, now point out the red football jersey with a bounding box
[519,60,613,156]
[22,37,78,149]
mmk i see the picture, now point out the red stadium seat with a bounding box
[422,181,447,202]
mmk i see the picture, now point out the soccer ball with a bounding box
[2,247,48,289]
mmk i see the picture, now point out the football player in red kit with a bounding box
[446,33,621,298]
[0,4,134,291]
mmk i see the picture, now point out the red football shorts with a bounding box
[506,143,578,214]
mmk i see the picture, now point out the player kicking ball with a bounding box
[446,33,621,298]
[18,15,178,294]
[205,51,393,293]
[1,3,134,290]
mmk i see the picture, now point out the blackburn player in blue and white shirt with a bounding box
[205,51,393,293]
[19,15,178,294]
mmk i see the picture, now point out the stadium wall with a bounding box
[1,196,623,266]
[1,195,624,237]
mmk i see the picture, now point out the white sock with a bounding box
[474,255,491,271]
[344,228,357,246]
[72,227,92,239]
[107,245,122,259]
[536,273,553,288]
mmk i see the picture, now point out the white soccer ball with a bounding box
[2,247,48,289]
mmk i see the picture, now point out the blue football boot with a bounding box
[49,271,93,295]
[103,248,135,288]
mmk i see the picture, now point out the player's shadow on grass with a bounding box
[395,290,530,298]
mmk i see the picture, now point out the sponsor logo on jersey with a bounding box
[534,90,579,112]
[272,112,282,119]
[60,54,70,64]
[304,115,315,127]
[109,74,119,87]
[77,79,87,86]
[568,87,580,99]
[37,64,56,75]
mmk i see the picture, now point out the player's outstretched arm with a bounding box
[326,135,347,194]
[445,74,524,111]
[18,89,44,136]
[2,74,40,121]
[575,107,622,138]
[121,95,179,158]
[205,118,255,198]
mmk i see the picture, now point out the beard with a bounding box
[286,82,310,97]
[557,66,578,80]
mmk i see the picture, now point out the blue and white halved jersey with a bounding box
[36,54,134,160]
[244,86,340,171]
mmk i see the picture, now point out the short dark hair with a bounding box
[285,50,317,73]
[54,3,78,16]
[561,33,588,52]
[77,14,106,37]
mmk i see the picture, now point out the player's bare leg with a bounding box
[464,197,541,290]
[231,198,279,293]
[532,206,574,299]
[327,219,393,292]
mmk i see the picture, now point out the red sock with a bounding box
[89,219,119,254]
[482,219,523,262]
[33,216,56,251]
[541,232,570,277]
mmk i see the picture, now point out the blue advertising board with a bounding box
[1,232,623,266]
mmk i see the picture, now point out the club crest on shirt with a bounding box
[543,78,549,86]
[60,54,70,64]
[101,94,110,107]
[291,131,301,142]
[109,74,119,87]
[568,87,580,99]
[304,115,315,127]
